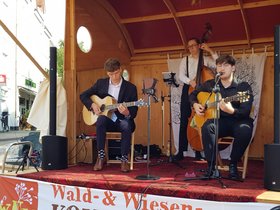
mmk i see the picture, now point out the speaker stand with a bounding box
[16,150,39,174]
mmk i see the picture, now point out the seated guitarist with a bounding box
[189,54,254,179]
[80,58,138,173]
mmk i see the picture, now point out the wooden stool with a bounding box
[105,132,135,170]
[217,136,250,179]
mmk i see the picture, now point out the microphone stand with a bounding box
[163,73,179,163]
[151,72,186,168]
[184,74,227,189]
[161,92,166,156]
[210,74,226,188]
[136,82,160,180]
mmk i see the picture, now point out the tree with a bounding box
[56,40,86,78]
[57,40,64,78]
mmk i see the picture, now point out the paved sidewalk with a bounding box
[0,130,31,141]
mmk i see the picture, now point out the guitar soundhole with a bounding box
[100,104,105,112]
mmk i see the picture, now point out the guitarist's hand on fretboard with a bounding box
[220,99,235,114]
[118,104,130,117]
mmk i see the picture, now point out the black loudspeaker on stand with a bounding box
[41,47,68,170]
[41,135,68,170]
[264,25,280,191]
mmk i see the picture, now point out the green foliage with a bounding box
[54,40,86,78]
[57,40,64,78]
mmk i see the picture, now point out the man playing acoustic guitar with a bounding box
[80,58,138,173]
[189,54,254,180]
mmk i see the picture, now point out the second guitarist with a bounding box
[80,58,138,173]
[189,55,254,180]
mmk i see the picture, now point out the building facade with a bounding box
[0,0,53,131]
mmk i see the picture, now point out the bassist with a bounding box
[173,37,218,161]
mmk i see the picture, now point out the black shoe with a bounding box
[195,151,205,160]
[172,154,184,162]
[203,167,220,179]
[228,163,240,180]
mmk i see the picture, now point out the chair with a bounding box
[217,136,251,179]
[105,132,135,170]
[1,131,41,174]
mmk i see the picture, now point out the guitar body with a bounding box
[82,95,147,125]
[187,111,203,151]
[187,92,218,151]
[187,67,215,152]
[193,92,218,128]
[82,95,115,126]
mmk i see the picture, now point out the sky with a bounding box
[41,1,91,49]
[43,0,66,45]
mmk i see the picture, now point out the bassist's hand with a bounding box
[200,43,215,55]
[189,80,196,88]
[193,103,205,116]
[91,103,101,115]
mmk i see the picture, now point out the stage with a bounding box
[0,157,280,210]
[0,156,278,209]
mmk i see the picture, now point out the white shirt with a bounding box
[108,78,123,121]
[178,53,218,85]
[108,78,122,101]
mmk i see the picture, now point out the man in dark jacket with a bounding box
[80,58,138,173]
[189,54,253,179]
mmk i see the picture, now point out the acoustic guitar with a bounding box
[187,91,250,151]
[82,95,147,125]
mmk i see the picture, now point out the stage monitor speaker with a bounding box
[264,144,280,191]
[41,135,68,170]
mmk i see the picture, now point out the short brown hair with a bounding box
[216,54,236,66]
[104,58,121,72]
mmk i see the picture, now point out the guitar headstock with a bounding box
[237,91,250,103]
[136,99,148,107]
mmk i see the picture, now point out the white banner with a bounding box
[0,175,277,210]
[235,53,266,141]
[167,58,184,155]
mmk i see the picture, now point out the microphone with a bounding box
[216,72,224,77]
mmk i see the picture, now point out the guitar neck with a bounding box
[106,101,137,111]
[207,95,240,108]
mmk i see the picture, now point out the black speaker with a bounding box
[41,135,68,170]
[264,144,280,191]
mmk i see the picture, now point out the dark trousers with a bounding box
[178,84,191,154]
[201,117,253,164]
[95,115,134,155]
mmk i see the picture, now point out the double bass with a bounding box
[187,23,215,152]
